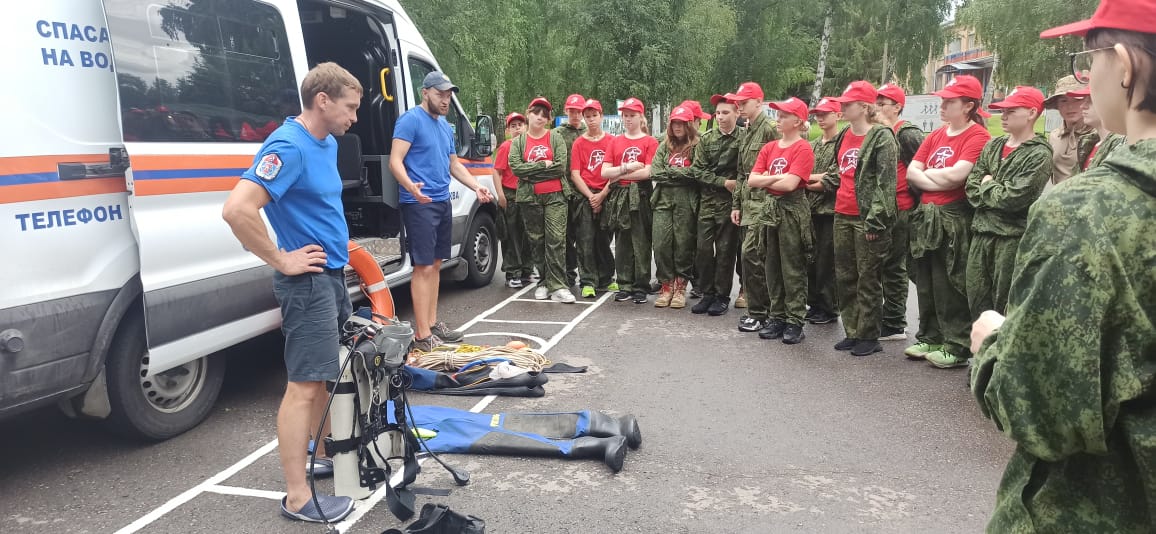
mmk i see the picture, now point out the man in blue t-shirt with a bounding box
[222,62,361,524]
[390,71,493,351]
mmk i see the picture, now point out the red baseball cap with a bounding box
[1041,0,1156,38]
[679,100,712,120]
[934,75,991,117]
[809,97,842,114]
[582,99,603,113]
[724,82,764,103]
[619,97,645,114]
[564,94,586,111]
[767,97,809,122]
[877,83,907,107]
[669,105,695,123]
[710,94,730,107]
[528,97,553,112]
[505,112,526,126]
[833,81,878,104]
[989,86,1046,114]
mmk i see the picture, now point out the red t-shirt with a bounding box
[570,134,616,190]
[751,138,814,196]
[524,132,562,194]
[1084,141,1101,170]
[608,134,658,185]
[493,140,517,190]
[835,131,866,216]
[1002,143,1017,160]
[893,121,915,211]
[913,123,991,205]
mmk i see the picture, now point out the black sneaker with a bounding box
[808,311,838,325]
[758,319,787,340]
[648,281,662,294]
[689,286,703,299]
[691,295,717,314]
[614,290,633,302]
[878,326,908,341]
[834,337,857,351]
[738,316,768,333]
[851,339,883,356]
[782,324,805,344]
[413,335,444,352]
[632,291,648,304]
[707,297,730,316]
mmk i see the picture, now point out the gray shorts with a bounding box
[273,269,352,382]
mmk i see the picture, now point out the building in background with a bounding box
[923,23,997,97]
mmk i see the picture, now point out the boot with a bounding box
[734,289,747,308]
[669,278,687,309]
[569,435,628,473]
[585,411,643,449]
[654,281,673,308]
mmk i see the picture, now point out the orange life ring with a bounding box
[347,240,396,320]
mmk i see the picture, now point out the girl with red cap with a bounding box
[964,86,1052,316]
[970,1,1156,530]
[904,74,992,368]
[568,99,618,297]
[804,97,845,326]
[493,113,532,287]
[1069,86,1128,171]
[650,105,701,308]
[821,81,899,357]
[746,97,815,344]
[601,98,658,304]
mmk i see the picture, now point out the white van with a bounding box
[0,0,498,439]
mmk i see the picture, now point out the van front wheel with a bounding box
[461,211,497,288]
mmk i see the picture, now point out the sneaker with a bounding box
[904,342,941,360]
[851,339,883,357]
[807,312,838,325]
[431,321,463,342]
[782,324,805,345]
[412,335,443,352]
[926,349,969,369]
[738,316,768,333]
[734,291,747,309]
[708,297,730,316]
[834,337,857,351]
[689,286,703,299]
[758,319,787,340]
[581,285,596,298]
[614,290,633,302]
[550,288,577,303]
[632,291,648,304]
[305,457,334,479]
[506,278,524,288]
[280,495,354,523]
[691,295,717,314]
[879,327,907,341]
[649,281,662,294]
[607,282,620,291]
[534,285,549,300]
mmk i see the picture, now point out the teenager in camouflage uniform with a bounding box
[965,87,1052,317]
[567,99,617,297]
[554,94,587,286]
[509,98,574,303]
[677,99,713,298]
[970,10,1156,531]
[690,95,741,317]
[726,82,783,333]
[804,97,843,326]
[651,105,701,309]
[601,98,658,304]
[1069,86,1128,173]
[492,113,532,287]
[822,81,899,357]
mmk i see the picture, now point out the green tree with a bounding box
[957,0,1097,87]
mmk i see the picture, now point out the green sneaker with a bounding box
[926,349,969,369]
[904,342,941,360]
[581,285,596,298]
[606,282,620,291]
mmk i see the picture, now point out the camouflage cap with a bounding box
[1044,75,1088,109]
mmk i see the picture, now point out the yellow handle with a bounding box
[380,67,394,102]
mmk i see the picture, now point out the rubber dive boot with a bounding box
[569,435,627,473]
[585,411,643,449]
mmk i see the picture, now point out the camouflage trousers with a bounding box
[652,198,697,283]
[807,213,838,318]
[498,187,532,280]
[740,222,771,320]
[571,192,615,289]
[966,232,1020,317]
[603,184,652,293]
[763,194,812,326]
[695,207,739,299]
[833,214,890,340]
[882,209,911,331]
[911,201,972,357]
[522,190,569,292]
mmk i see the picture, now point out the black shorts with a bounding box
[401,200,452,266]
[272,269,352,382]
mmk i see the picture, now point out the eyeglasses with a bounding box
[1070,47,1113,84]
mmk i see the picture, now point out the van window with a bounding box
[407,56,463,152]
[105,0,298,143]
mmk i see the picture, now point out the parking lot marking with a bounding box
[205,485,286,501]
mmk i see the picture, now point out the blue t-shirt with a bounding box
[393,106,455,204]
[241,118,349,268]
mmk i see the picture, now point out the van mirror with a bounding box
[472,115,494,157]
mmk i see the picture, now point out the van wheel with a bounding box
[104,311,225,441]
[461,211,497,288]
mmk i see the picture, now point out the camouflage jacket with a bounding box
[1086,132,1128,172]
[508,132,569,203]
[651,139,699,209]
[971,138,1156,534]
[821,124,899,233]
[965,134,1053,237]
[691,125,741,216]
[808,131,842,215]
[895,121,926,203]
[551,123,585,196]
[732,112,782,225]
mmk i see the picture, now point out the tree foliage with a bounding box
[957,0,1097,87]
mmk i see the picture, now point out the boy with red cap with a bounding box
[554,94,588,286]
[650,105,702,308]
[804,97,844,326]
[568,99,617,297]
[601,97,658,304]
[493,113,532,287]
[728,82,783,333]
[1069,85,1127,171]
[964,86,1052,316]
[820,81,899,357]
[905,74,992,368]
[509,97,574,303]
[747,97,815,344]
[875,83,924,342]
[690,94,742,316]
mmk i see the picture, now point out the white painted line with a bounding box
[205,485,286,501]
[454,285,535,331]
[512,299,596,305]
[461,332,550,349]
[478,319,570,325]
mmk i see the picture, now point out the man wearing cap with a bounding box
[391,71,494,351]
[602,97,659,304]
[493,113,532,288]
[964,86,1052,316]
[1045,75,1097,184]
[804,97,844,326]
[568,99,617,297]
[554,94,587,286]
[728,81,783,333]
[690,94,742,316]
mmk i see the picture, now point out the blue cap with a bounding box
[422,71,459,93]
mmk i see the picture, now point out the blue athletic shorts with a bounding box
[401,200,452,266]
[272,269,352,382]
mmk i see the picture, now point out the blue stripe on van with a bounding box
[461,162,493,169]
[0,173,59,186]
[133,168,249,180]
